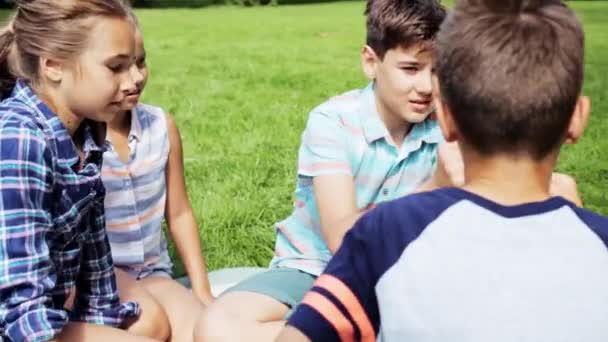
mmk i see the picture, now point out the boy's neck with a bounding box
[461,149,558,206]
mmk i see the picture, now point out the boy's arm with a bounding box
[313,174,368,254]
[279,212,382,342]
[416,141,464,192]
[550,172,583,207]
[298,109,368,254]
[276,326,311,342]
[164,113,213,305]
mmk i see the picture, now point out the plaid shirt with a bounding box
[0,81,140,342]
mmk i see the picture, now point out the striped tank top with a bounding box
[102,103,173,279]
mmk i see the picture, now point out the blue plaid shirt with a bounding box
[0,81,140,342]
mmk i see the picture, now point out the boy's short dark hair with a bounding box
[435,0,585,160]
[365,0,446,59]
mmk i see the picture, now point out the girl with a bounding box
[0,1,161,341]
[102,10,214,342]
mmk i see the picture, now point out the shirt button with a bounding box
[382,188,389,196]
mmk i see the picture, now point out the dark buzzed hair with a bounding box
[435,0,585,159]
[365,0,446,59]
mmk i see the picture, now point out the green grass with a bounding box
[138,2,371,273]
[3,2,607,274]
[133,1,608,274]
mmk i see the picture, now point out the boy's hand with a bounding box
[435,141,465,187]
[418,142,464,192]
[550,172,583,207]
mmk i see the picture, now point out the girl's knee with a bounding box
[193,305,236,342]
[145,298,171,341]
[193,313,207,342]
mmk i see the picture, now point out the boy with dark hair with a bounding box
[277,0,608,341]
[196,1,451,341]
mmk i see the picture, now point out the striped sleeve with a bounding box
[287,212,381,342]
[297,110,353,177]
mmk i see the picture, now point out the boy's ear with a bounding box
[432,75,458,142]
[361,45,379,80]
[39,57,64,83]
[564,96,591,145]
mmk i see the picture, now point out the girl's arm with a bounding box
[71,203,140,327]
[0,123,65,342]
[164,113,214,305]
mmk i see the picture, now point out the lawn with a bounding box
[133,1,608,274]
[4,1,607,274]
[137,1,375,273]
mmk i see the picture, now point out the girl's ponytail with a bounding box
[0,18,16,98]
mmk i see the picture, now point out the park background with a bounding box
[2,0,607,276]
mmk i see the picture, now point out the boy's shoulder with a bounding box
[337,189,462,277]
[569,206,608,247]
[309,87,370,122]
[353,189,461,244]
[364,189,608,245]
[302,85,382,144]
[349,190,608,275]
[377,188,459,219]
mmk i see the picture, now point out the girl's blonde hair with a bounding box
[0,0,132,97]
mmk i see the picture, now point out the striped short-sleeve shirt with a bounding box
[102,103,173,279]
[270,83,444,276]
